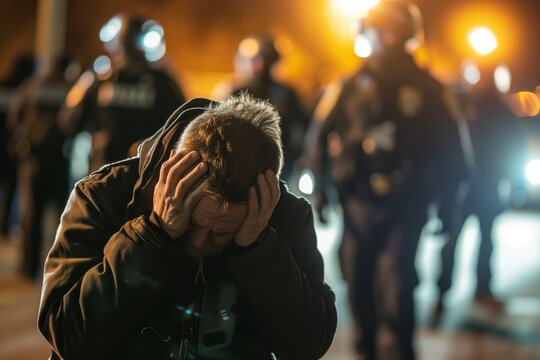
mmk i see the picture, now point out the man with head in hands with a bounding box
[38,93,337,360]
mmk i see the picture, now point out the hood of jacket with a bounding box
[126,97,218,218]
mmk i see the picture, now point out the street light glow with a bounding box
[468,27,498,55]
[298,170,315,195]
[463,62,481,85]
[354,35,372,58]
[494,65,511,93]
[238,38,260,58]
[526,160,540,186]
[333,0,380,19]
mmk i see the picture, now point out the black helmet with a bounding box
[100,14,165,59]
[361,0,424,50]
[236,34,280,66]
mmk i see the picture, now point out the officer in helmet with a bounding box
[0,54,35,238]
[7,55,79,279]
[215,34,309,185]
[305,1,464,358]
[435,63,523,315]
[60,14,186,173]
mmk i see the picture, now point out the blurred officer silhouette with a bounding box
[305,1,464,358]
[435,63,522,314]
[0,54,36,239]
[60,14,185,173]
[215,34,309,185]
[7,55,79,279]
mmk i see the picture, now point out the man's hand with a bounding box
[235,169,280,247]
[152,149,207,239]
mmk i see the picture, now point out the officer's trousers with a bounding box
[340,197,424,360]
[18,157,68,278]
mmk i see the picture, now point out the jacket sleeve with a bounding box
[38,179,184,360]
[226,197,337,360]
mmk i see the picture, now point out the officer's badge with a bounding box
[398,86,423,118]
[369,172,392,196]
[364,120,396,153]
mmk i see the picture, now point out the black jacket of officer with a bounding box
[60,15,185,172]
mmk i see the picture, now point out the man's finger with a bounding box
[165,151,200,196]
[159,149,185,185]
[158,149,175,183]
[183,180,207,211]
[265,169,280,205]
[174,161,207,203]
[247,186,259,220]
[257,173,271,217]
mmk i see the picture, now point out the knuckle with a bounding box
[177,178,186,189]
[167,170,181,185]
[159,166,168,179]
[162,159,174,170]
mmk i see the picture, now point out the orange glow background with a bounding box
[0,0,539,110]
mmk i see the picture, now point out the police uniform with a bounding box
[221,34,309,185]
[309,52,462,359]
[8,61,73,278]
[0,55,35,237]
[437,75,522,303]
[64,61,185,171]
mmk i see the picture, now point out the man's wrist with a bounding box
[148,212,173,240]
[255,226,271,243]
[235,226,270,247]
[230,227,271,256]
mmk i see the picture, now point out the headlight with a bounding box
[525,159,540,186]
[298,169,315,195]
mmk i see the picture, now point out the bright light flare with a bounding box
[333,0,380,18]
[93,55,112,75]
[511,91,540,117]
[462,62,481,85]
[494,65,511,93]
[468,27,498,55]
[142,26,164,50]
[238,38,260,58]
[298,170,315,195]
[145,43,167,62]
[526,159,540,186]
[354,35,372,58]
[99,16,122,43]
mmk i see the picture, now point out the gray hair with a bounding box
[176,93,283,202]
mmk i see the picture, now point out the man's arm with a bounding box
[227,194,337,359]
[38,176,185,360]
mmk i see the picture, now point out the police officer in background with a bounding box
[214,34,309,185]
[435,63,522,314]
[60,14,185,173]
[305,1,463,358]
[0,54,35,238]
[7,55,79,279]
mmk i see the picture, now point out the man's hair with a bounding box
[176,93,283,202]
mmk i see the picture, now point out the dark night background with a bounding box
[1,2,540,359]
[1,0,539,102]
